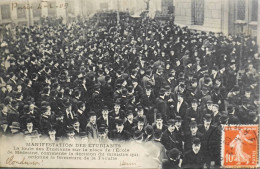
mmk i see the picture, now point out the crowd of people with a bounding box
[0,14,259,169]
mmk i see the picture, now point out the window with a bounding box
[17,4,27,19]
[1,4,11,20]
[194,0,204,25]
[33,3,41,17]
[48,2,56,16]
[236,0,245,20]
[251,0,258,21]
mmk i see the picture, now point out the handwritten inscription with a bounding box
[12,1,68,11]
[120,160,136,166]
[6,155,40,166]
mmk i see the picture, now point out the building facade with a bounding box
[174,0,259,51]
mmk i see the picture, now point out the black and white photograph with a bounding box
[0,0,259,168]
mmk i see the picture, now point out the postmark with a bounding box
[221,125,258,168]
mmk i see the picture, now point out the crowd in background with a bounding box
[0,15,259,169]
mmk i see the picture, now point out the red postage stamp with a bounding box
[221,125,259,168]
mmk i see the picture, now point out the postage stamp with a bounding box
[221,125,259,168]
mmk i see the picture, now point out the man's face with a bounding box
[27,123,33,132]
[156,118,163,125]
[190,126,198,134]
[192,102,198,109]
[114,105,120,111]
[146,89,151,96]
[138,121,144,129]
[245,91,251,98]
[212,106,218,113]
[127,114,133,121]
[6,85,12,92]
[90,116,96,124]
[175,121,182,128]
[48,130,56,138]
[67,132,75,139]
[168,124,175,132]
[1,87,6,93]
[73,122,80,131]
[102,110,109,118]
[207,103,213,110]
[137,109,144,116]
[191,81,198,88]
[17,85,22,92]
[192,144,201,154]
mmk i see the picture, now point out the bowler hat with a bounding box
[203,114,212,122]
[89,111,96,117]
[167,119,175,125]
[115,119,124,126]
[192,137,201,145]
[189,121,197,127]
[166,148,181,160]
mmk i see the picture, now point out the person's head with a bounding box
[203,114,212,126]
[98,127,107,140]
[245,88,251,98]
[67,128,75,139]
[189,121,198,135]
[6,84,12,92]
[145,125,154,135]
[206,101,213,110]
[191,99,198,110]
[167,119,175,132]
[137,105,144,116]
[126,110,134,121]
[73,120,80,132]
[156,113,163,124]
[192,137,201,154]
[165,86,171,96]
[145,85,152,96]
[116,119,124,131]
[89,111,96,124]
[26,120,33,133]
[17,85,22,92]
[114,101,121,111]
[102,106,109,118]
[212,104,219,113]
[137,117,145,129]
[48,128,56,139]
[175,116,182,128]
[154,129,162,140]
[166,148,181,161]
